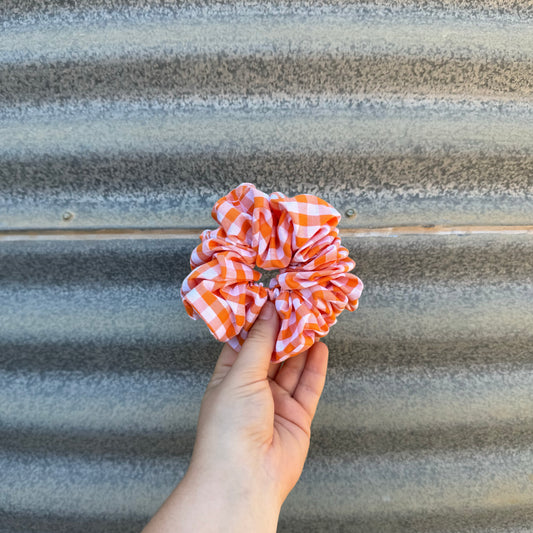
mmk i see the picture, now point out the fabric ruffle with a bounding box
[180,183,363,363]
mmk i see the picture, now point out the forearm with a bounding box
[142,464,281,533]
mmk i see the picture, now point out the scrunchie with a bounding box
[180,183,363,363]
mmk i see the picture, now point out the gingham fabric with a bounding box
[180,183,363,363]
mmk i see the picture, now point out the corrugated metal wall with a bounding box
[1,1,532,531]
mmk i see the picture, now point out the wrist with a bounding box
[178,461,281,533]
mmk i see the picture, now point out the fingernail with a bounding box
[259,301,274,320]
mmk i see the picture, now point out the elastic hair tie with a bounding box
[180,183,363,363]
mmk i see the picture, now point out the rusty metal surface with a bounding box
[1,1,532,532]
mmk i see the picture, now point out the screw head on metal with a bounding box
[62,211,73,221]
[345,208,357,218]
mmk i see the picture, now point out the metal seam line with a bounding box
[1,226,532,241]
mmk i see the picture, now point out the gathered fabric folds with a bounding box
[180,183,363,363]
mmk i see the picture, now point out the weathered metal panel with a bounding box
[1,3,532,230]
[1,1,532,532]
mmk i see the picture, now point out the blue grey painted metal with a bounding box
[1,1,532,532]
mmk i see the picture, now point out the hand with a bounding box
[142,301,329,532]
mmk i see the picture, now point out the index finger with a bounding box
[293,341,329,420]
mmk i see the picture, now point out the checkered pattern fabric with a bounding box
[181,183,363,363]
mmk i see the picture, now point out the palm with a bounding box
[203,338,328,504]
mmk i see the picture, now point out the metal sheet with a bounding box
[1,3,532,230]
[2,234,533,531]
[1,1,532,532]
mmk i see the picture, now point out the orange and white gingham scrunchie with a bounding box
[180,183,363,363]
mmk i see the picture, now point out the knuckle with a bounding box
[246,324,275,345]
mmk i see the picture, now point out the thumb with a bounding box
[227,301,279,384]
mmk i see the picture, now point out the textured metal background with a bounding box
[1,1,532,532]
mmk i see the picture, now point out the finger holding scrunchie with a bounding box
[180,183,363,363]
